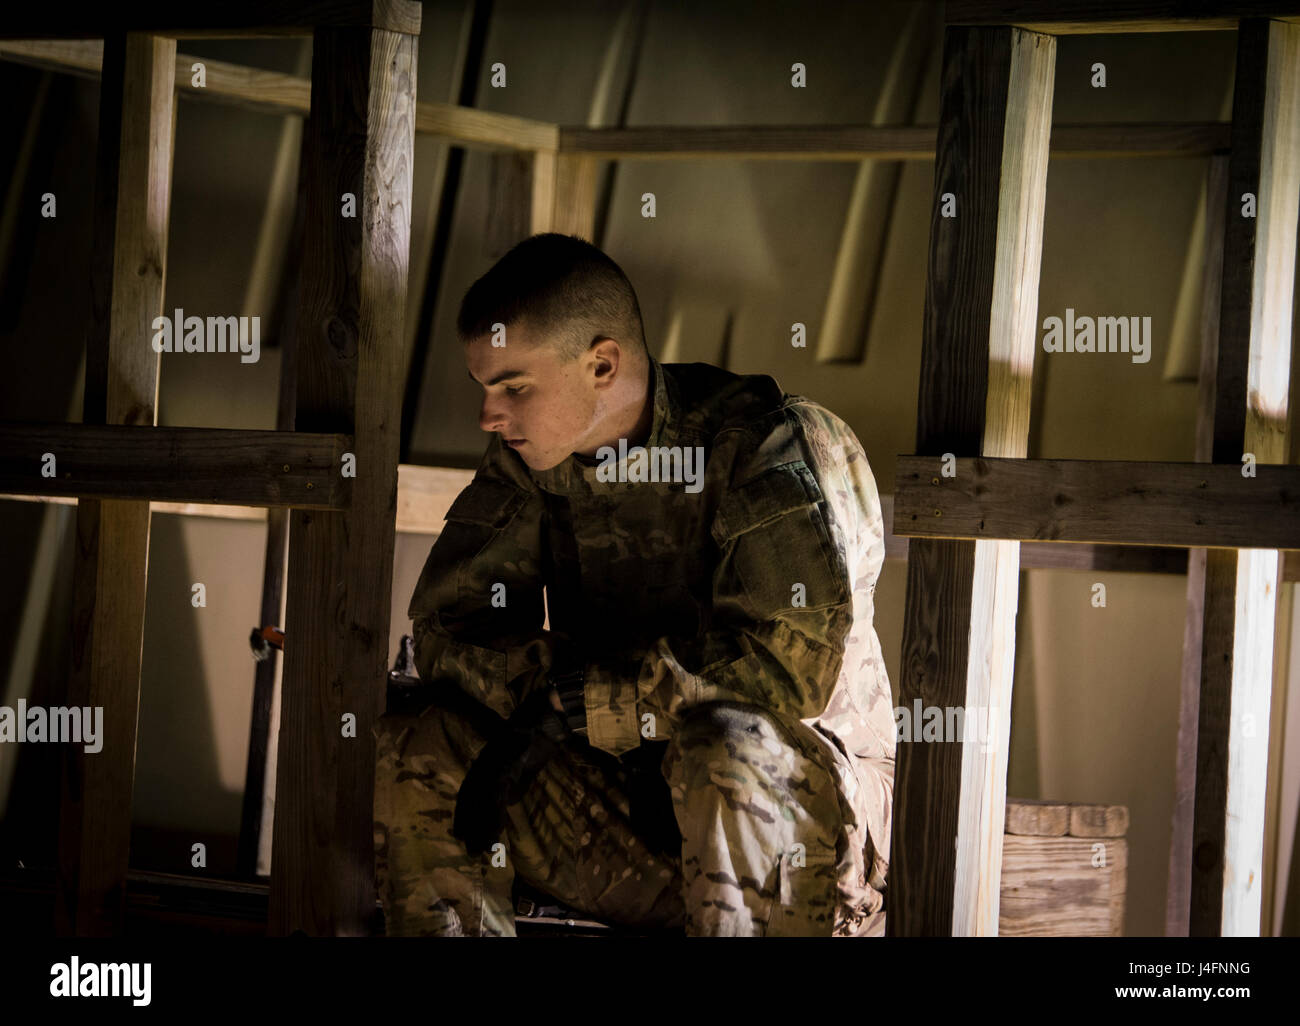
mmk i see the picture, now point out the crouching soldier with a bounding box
[374,233,895,937]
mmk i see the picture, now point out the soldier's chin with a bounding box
[519,446,564,471]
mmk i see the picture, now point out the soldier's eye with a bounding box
[505,385,527,396]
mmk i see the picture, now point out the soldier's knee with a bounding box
[374,702,487,777]
[668,701,794,771]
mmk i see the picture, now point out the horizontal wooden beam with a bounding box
[415,101,559,151]
[7,472,1298,580]
[0,40,558,149]
[0,424,350,508]
[0,43,1230,158]
[0,1,421,38]
[894,455,1300,549]
[947,1,1300,33]
[558,122,1230,160]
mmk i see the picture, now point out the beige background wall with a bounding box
[1,0,1297,936]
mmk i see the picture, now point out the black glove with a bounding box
[452,687,571,856]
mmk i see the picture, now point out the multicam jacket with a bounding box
[408,355,896,870]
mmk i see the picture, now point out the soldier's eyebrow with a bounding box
[467,369,528,387]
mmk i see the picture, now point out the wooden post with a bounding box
[268,14,419,936]
[1167,154,1229,935]
[1191,18,1300,936]
[530,149,600,239]
[56,31,176,936]
[888,24,1054,936]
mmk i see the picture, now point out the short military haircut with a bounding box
[456,233,647,363]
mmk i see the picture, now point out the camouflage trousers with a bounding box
[374,698,889,937]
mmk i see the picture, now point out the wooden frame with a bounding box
[890,10,1299,937]
[0,3,421,936]
[3,1,1295,938]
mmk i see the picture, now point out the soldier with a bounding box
[374,233,895,936]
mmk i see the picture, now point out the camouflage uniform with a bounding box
[374,357,895,936]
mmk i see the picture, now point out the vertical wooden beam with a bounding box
[398,0,491,463]
[1167,154,1229,935]
[1191,18,1300,937]
[56,31,176,936]
[236,119,308,880]
[530,149,599,239]
[888,25,1054,936]
[268,16,418,936]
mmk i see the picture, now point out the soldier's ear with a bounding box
[588,337,621,386]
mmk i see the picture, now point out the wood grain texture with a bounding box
[1069,803,1130,838]
[269,24,416,937]
[893,456,1300,550]
[0,41,556,149]
[0,39,1234,159]
[1005,798,1069,836]
[889,25,1053,938]
[0,463,476,534]
[1168,154,1228,936]
[0,424,349,508]
[56,31,175,937]
[8,479,1297,579]
[0,0,422,38]
[998,836,1127,936]
[529,150,600,238]
[1192,19,1300,937]
[947,0,1300,32]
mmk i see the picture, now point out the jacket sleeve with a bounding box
[406,450,554,720]
[581,432,881,757]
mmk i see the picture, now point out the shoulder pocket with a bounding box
[712,461,820,541]
[444,478,529,529]
[711,461,849,615]
[409,478,534,621]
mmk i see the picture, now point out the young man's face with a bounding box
[464,322,604,471]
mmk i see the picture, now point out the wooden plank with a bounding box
[1168,153,1229,936]
[0,41,556,148]
[6,480,1297,579]
[947,1,1300,32]
[0,462,475,533]
[395,464,474,534]
[268,22,416,937]
[1005,798,1069,836]
[559,122,1230,160]
[893,456,1300,550]
[55,31,175,937]
[0,40,1234,159]
[889,25,1054,938]
[529,149,600,238]
[399,1,489,464]
[416,100,558,151]
[999,836,1127,936]
[0,1,422,38]
[1069,803,1130,837]
[236,101,311,878]
[0,424,349,508]
[1192,18,1300,937]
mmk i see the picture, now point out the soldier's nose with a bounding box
[479,400,506,433]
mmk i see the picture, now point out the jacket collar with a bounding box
[527,354,677,495]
